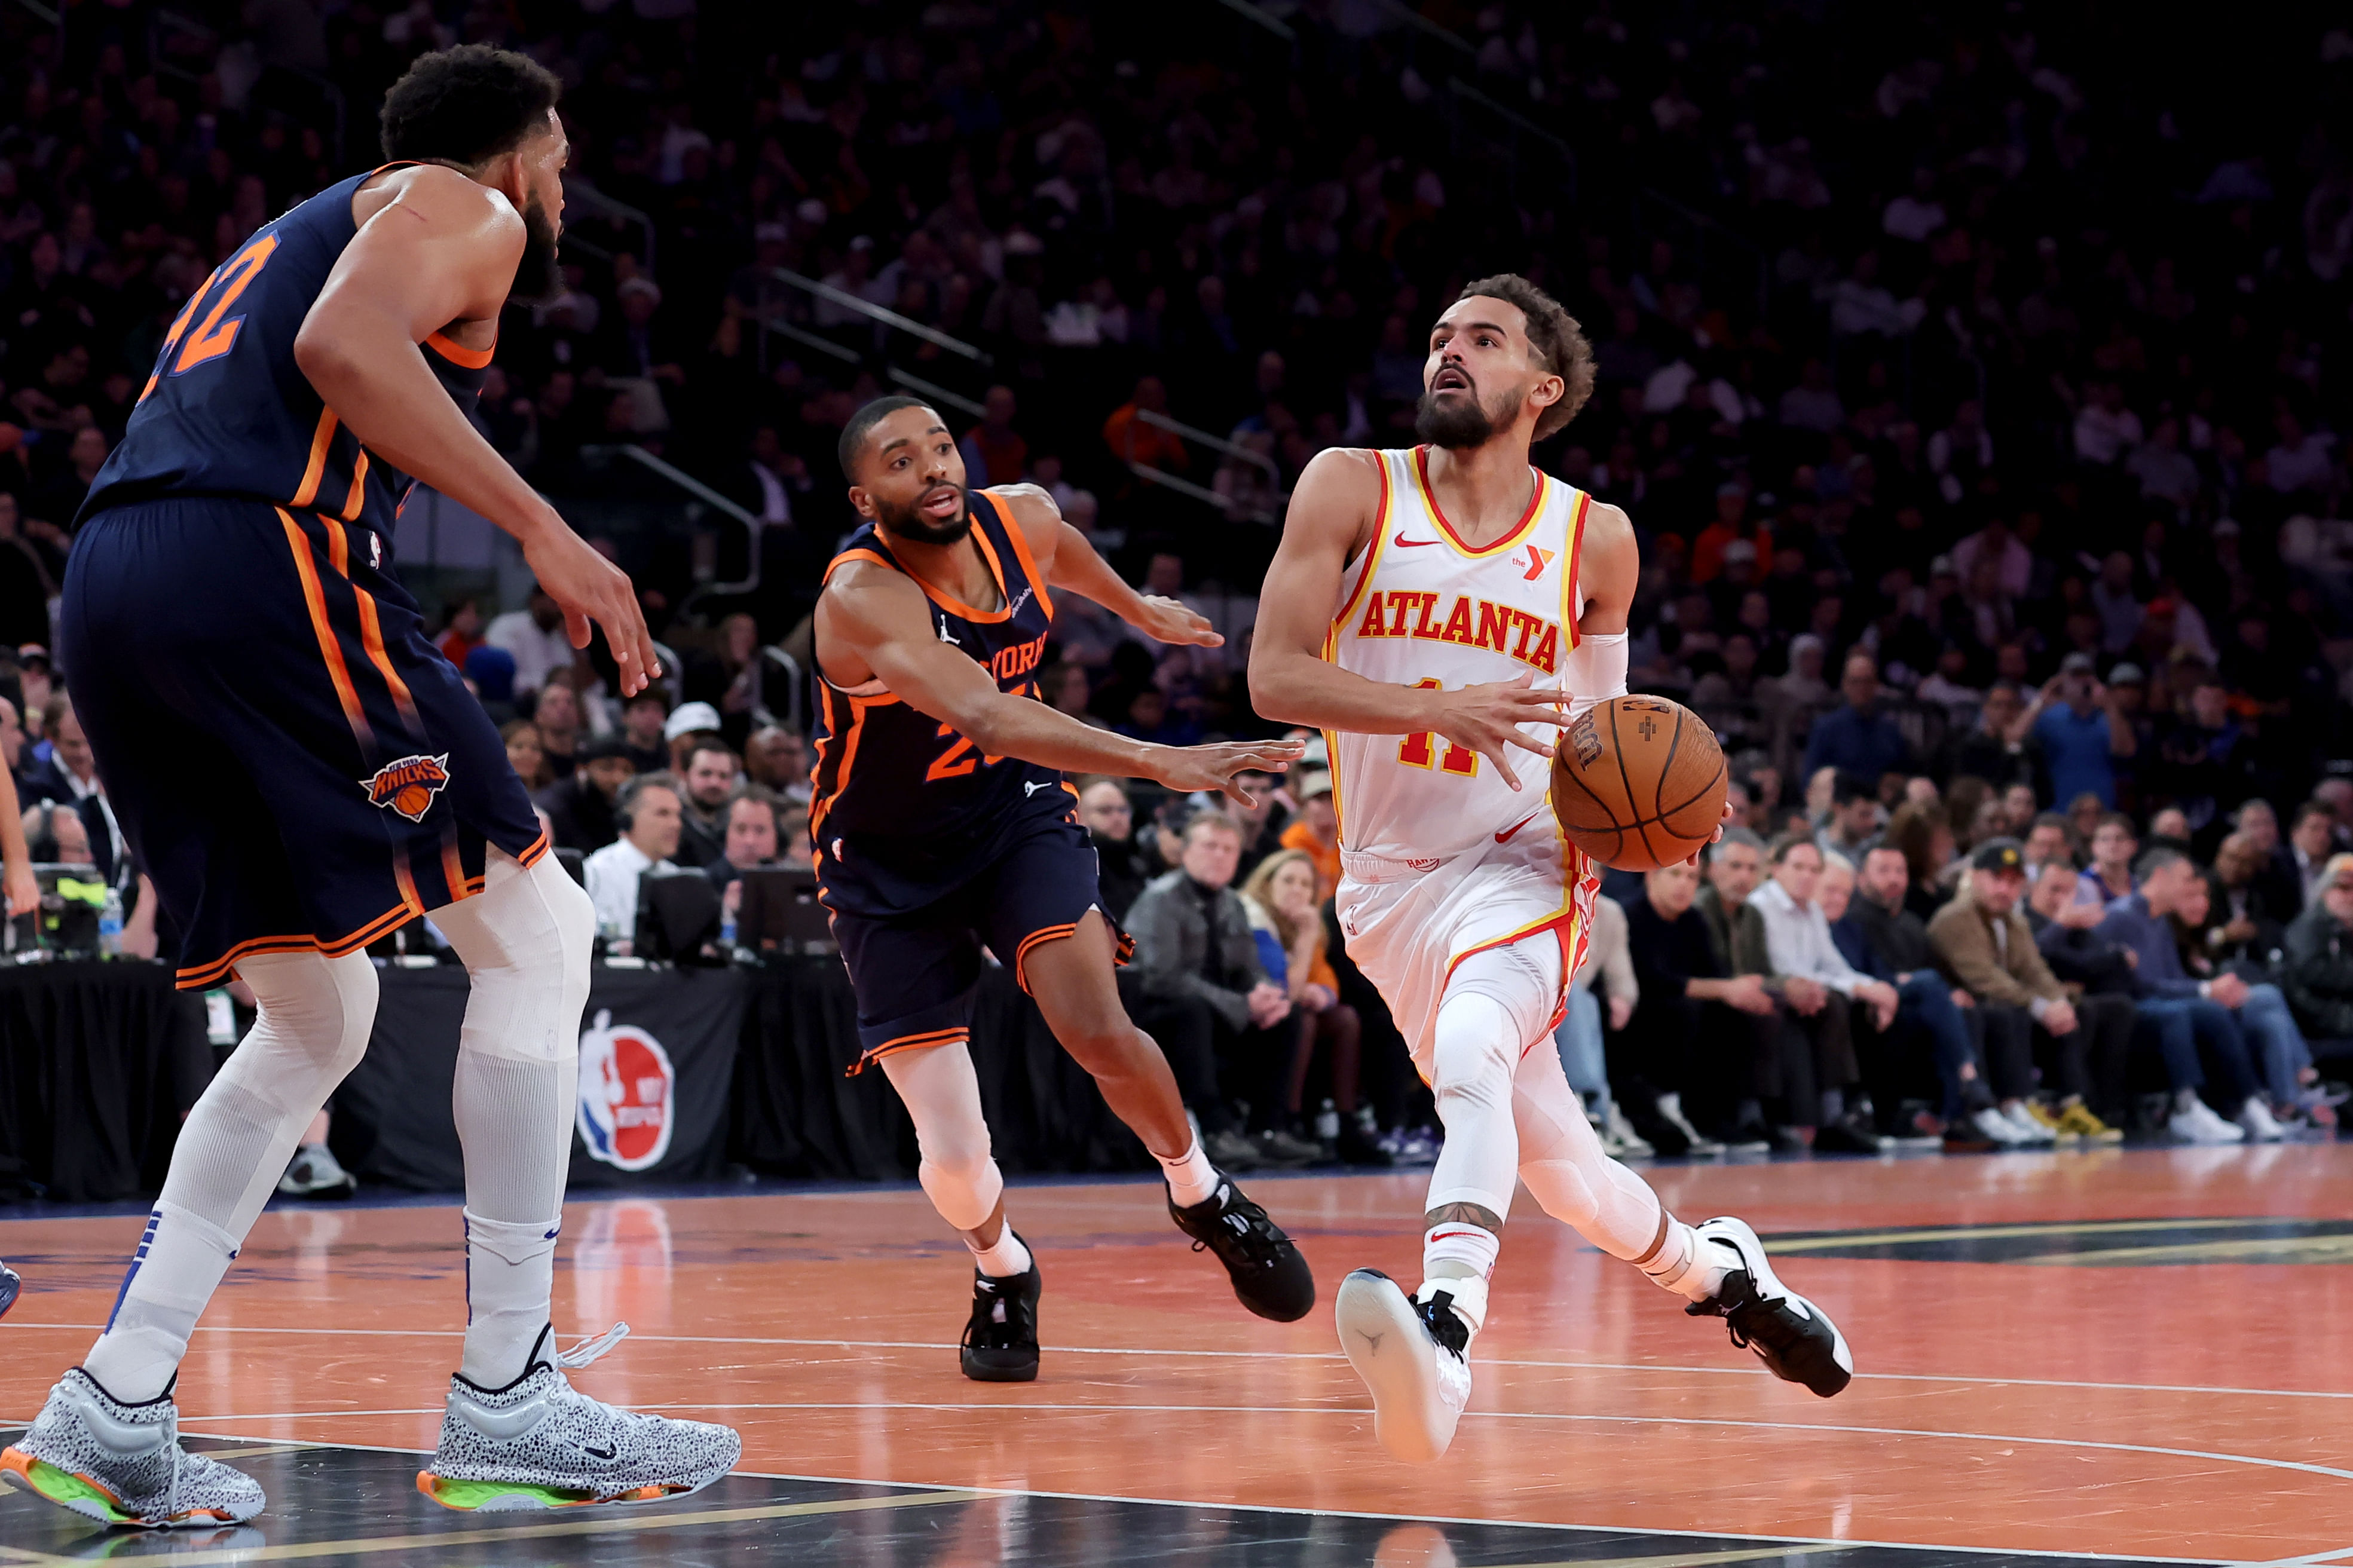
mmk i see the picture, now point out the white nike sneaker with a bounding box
[2001,1102,2057,1144]
[418,1324,740,1511]
[1335,1270,1473,1463]
[2,1369,264,1528]
[1686,1217,1853,1397]
[2237,1097,2286,1143]
[1971,1105,2033,1146]
[2170,1096,2247,1145]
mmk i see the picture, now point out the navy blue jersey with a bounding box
[810,489,1072,916]
[78,163,491,532]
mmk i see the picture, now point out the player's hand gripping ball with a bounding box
[1550,695,1728,871]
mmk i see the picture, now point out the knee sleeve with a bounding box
[1511,1034,1666,1260]
[436,852,596,1226]
[881,1043,1003,1232]
[1425,941,1561,1217]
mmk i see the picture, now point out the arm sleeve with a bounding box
[1561,631,1629,722]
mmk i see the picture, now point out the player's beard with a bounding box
[875,483,975,546]
[508,191,564,306]
[1414,378,1524,449]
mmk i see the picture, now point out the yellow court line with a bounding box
[2023,1235,2353,1267]
[0,1489,982,1566]
[1761,1217,2305,1251]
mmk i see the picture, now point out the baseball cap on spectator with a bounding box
[1970,837,2027,874]
[1295,770,1334,801]
[663,701,723,742]
[464,645,518,703]
[2060,651,2097,675]
[2109,663,2146,686]
[17,644,49,669]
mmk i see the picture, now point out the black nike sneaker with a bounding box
[1168,1175,1315,1322]
[1685,1216,1853,1396]
[960,1236,1041,1383]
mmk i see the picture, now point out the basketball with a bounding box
[1549,695,1727,872]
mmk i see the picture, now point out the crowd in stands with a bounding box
[1,4,2349,1166]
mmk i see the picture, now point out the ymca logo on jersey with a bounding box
[576,1009,675,1172]
[360,753,451,822]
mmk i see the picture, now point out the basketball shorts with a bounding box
[820,813,1130,1074]
[61,497,547,989]
[1334,811,1598,1080]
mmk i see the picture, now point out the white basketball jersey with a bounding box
[1322,446,1592,862]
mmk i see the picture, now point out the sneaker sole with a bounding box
[1698,1218,1855,1396]
[1,1447,252,1529]
[416,1465,730,1513]
[960,1352,1040,1383]
[1335,1270,1458,1463]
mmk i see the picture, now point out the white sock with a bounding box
[1639,1220,1727,1303]
[1420,1221,1500,1334]
[1159,1138,1220,1208]
[462,1210,559,1386]
[1415,1273,1491,1337]
[84,1204,241,1404]
[969,1229,1033,1278]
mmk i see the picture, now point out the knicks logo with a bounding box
[360,754,451,822]
[576,1010,675,1172]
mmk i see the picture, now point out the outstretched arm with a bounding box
[822,562,1299,804]
[1248,448,1567,789]
[292,164,659,693]
[994,483,1224,651]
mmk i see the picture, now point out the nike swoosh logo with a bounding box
[1393,533,1439,549]
[583,1444,616,1460]
[1495,810,1543,844]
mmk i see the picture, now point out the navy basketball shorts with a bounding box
[822,814,1132,1074]
[61,497,547,988]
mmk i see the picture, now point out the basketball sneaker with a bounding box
[1334,1269,1473,1463]
[417,1324,740,1512]
[1685,1217,1853,1398]
[1168,1175,1315,1322]
[0,1258,19,1319]
[1,1369,265,1527]
[960,1236,1041,1383]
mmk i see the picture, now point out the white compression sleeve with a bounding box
[1422,939,1563,1220]
[85,951,378,1401]
[1561,631,1629,722]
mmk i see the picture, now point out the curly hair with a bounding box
[380,45,562,168]
[1455,273,1596,439]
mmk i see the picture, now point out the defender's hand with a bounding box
[3,861,35,918]
[1147,737,1307,809]
[1429,673,1565,792]
[523,519,663,697]
[1134,594,1223,648]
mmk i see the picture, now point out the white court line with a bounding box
[9,1319,2352,1404]
[121,1399,2353,1488]
[1,1425,2248,1566]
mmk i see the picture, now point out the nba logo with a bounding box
[576,1009,675,1172]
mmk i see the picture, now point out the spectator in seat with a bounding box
[1241,849,1382,1164]
[2075,813,2138,908]
[663,701,726,775]
[2094,847,2291,1140]
[1929,840,2128,1142]
[1277,771,1339,900]
[1555,892,1643,1155]
[500,719,552,791]
[1803,654,1911,785]
[2207,832,2296,964]
[535,733,635,853]
[531,680,583,780]
[1623,857,1773,1155]
[744,726,813,808]
[2022,813,2076,873]
[2287,800,2338,911]
[1832,846,2024,1145]
[2281,853,2353,1066]
[706,786,783,932]
[1074,777,1150,921]
[618,691,671,776]
[1815,770,1884,863]
[2020,653,2137,811]
[584,773,685,950]
[1746,834,1898,1152]
[484,584,577,699]
[1127,812,1308,1168]
[672,739,741,869]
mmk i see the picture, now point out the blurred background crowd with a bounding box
[1,0,2350,1171]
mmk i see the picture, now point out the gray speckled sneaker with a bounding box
[415,1323,741,1512]
[1,1368,264,1528]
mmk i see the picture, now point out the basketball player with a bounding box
[817,396,1315,1382]
[1250,275,1852,1463]
[2,48,738,1525]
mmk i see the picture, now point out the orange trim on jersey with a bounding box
[514,825,552,868]
[1562,488,1592,652]
[425,330,495,369]
[1413,446,1546,559]
[905,519,1015,623]
[277,508,372,751]
[990,489,1055,621]
[1330,450,1393,637]
[175,898,417,990]
[323,515,350,578]
[1012,923,1078,993]
[846,1025,970,1077]
[821,547,896,586]
[350,583,422,729]
[807,693,883,841]
[440,831,469,905]
[1443,899,1583,997]
[290,409,340,510]
[342,448,371,521]
[391,853,426,921]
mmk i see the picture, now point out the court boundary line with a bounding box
[0,1428,2241,1566]
[10,1319,2351,1404]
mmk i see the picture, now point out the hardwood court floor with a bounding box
[2,1144,2349,1564]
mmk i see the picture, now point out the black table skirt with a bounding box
[0,961,213,1202]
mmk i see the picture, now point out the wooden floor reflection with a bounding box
[3,1144,2348,1563]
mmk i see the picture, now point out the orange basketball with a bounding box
[1550,694,1727,872]
[395,783,434,817]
